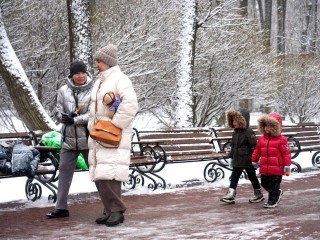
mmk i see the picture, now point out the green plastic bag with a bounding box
[40,131,62,159]
[76,153,88,170]
[40,131,88,170]
[41,131,62,148]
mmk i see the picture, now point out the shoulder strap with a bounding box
[95,82,102,114]
[72,90,79,110]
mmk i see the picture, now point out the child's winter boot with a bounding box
[220,188,236,204]
[249,188,264,203]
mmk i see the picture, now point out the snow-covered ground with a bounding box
[0,151,318,208]
[1,113,318,207]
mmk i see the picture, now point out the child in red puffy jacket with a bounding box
[252,113,291,208]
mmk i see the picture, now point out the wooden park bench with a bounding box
[126,137,167,191]
[210,122,320,173]
[211,126,300,156]
[280,123,320,168]
[0,131,59,202]
[0,130,165,202]
[132,127,231,184]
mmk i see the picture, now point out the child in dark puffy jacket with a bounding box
[220,108,264,204]
[252,112,291,208]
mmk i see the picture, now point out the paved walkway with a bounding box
[1,172,320,239]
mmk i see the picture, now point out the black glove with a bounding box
[61,112,76,124]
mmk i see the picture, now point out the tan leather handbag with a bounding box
[89,83,122,146]
[90,119,122,146]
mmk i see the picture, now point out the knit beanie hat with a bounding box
[69,61,87,78]
[93,44,118,67]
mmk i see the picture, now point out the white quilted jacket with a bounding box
[87,66,138,182]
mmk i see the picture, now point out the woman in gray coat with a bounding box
[46,61,94,218]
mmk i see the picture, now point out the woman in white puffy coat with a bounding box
[88,44,138,227]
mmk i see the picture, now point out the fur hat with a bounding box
[93,44,118,67]
[69,61,87,78]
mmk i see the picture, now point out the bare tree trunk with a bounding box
[264,0,272,52]
[277,0,286,55]
[191,2,200,127]
[256,0,264,29]
[174,0,197,127]
[302,0,312,52]
[239,0,248,17]
[66,0,93,72]
[311,0,318,51]
[0,12,56,131]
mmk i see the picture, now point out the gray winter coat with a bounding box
[56,75,94,150]
[11,142,40,177]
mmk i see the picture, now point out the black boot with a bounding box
[105,211,125,227]
[96,213,110,224]
[46,209,69,218]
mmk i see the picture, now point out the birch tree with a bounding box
[264,0,272,52]
[302,0,313,52]
[251,0,272,52]
[311,0,318,51]
[277,0,286,55]
[256,0,264,29]
[301,0,319,52]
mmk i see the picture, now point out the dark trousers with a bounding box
[229,167,261,190]
[97,179,126,214]
[261,175,282,203]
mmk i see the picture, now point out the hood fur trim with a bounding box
[257,114,281,136]
[226,109,247,128]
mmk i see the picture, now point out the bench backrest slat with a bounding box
[136,128,223,162]
[212,123,320,154]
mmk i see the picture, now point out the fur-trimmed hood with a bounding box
[257,112,282,137]
[226,108,250,129]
